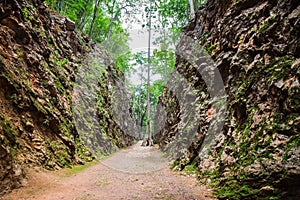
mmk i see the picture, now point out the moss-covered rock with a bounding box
[0,0,136,196]
[155,0,300,199]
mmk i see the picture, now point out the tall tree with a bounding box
[103,0,135,44]
[57,0,63,12]
[89,0,101,39]
[188,0,195,19]
[145,0,153,146]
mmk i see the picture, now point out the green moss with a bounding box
[16,50,24,61]
[1,119,17,145]
[42,118,50,126]
[59,118,73,138]
[201,32,209,41]
[253,26,257,33]
[283,134,300,161]
[265,56,294,83]
[207,106,284,198]
[22,8,30,20]
[56,149,72,167]
[63,160,98,177]
[204,41,213,55]
[54,77,64,93]
[6,70,13,79]
[40,60,49,69]
[31,97,48,114]
[58,57,67,68]
[216,181,260,199]
[182,164,199,176]
[259,15,276,34]
[46,140,72,168]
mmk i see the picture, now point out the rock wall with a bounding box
[72,45,138,157]
[155,0,300,199]
[0,0,136,196]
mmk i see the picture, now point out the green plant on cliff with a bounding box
[22,7,34,21]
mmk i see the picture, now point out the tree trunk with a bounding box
[160,0,168,81]
[105,13,114,46]
[140,111,146,139]
[56,0,63,12]
[89,0,100,39]
[145,0,153,146]
[106,3,124,46]
[163,25,168,81]
[76,2,90,31]
[188,0,195,19]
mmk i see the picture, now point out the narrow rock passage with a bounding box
[3,142,215,200]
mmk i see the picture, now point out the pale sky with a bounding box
[121,1,169,86]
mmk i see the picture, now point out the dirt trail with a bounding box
[2,142,215,200]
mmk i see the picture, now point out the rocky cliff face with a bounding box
[0,0,135,196]
[155,0,300,199]
[72,45,138,157]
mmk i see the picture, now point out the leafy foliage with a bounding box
[44,0,207,138]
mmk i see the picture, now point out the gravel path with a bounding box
[2,142,215,200]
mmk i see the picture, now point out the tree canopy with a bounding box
[45,0,206,139]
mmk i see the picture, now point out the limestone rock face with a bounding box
[0,0,136,196]
[155,0,300,199]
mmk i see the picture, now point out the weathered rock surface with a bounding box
[0,0,136,196]
[72,45,138,157]
[155,0,300,199]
